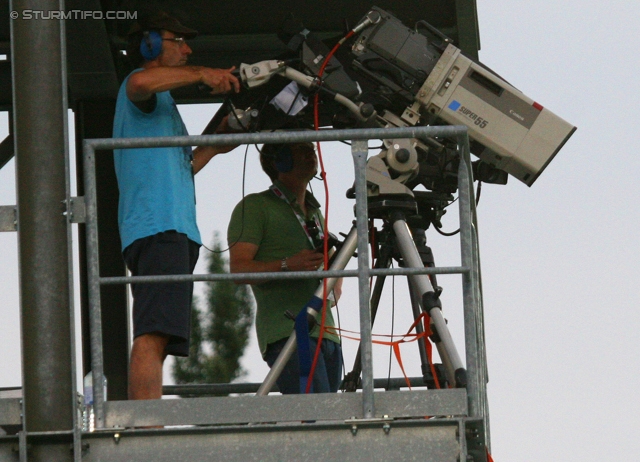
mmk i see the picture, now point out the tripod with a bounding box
[256,192,467,395]
[342,192,462,391]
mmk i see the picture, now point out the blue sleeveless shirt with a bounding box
[113,70,201,251]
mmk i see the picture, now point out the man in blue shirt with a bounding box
[113,12,240,400]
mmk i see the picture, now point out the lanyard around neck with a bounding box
[270,184,324,248]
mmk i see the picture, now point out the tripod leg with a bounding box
[406,229,457,388]
[407,278,445,387]
[256,226,359,396]
[391,212,467,388]
[409,274,457,387]
[343,240,394,392]
[420,316,455,387]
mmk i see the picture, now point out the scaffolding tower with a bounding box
[0,1,489,460]
[1,124,490,461]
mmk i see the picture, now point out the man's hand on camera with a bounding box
[200,67,240,94]
[284,249,324,272]
[212,116,240,153]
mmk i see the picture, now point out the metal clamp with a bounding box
[64,196,86,224]
[346,415,393,435]
[0,205,17,231]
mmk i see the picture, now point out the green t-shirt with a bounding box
[227,181,340,356]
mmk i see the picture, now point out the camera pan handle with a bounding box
[415,20,453,44]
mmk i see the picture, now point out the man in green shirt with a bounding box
[227,142,342,393]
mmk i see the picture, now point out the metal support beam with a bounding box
[458,136,481,415]
[18,421,465,462]
[351,140,375,418]
[11,1,74,457]
[75,100,129,401]
[457,133,491,449]
[455,0,481,59]
[105,389,468,428]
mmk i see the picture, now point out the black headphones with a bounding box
[140,30,162,61]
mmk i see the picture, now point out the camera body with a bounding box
[349,7,576,186]
[226,6,575,189]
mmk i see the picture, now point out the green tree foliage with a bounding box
[172,233,254,391]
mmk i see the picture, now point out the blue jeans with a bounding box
[264,337,342,394]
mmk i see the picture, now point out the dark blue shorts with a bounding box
[123,231,200,357]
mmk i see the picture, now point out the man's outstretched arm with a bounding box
[127,66,240,102]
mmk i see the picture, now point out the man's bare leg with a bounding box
[129,333,169,400]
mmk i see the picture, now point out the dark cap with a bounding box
[128,12,198,38]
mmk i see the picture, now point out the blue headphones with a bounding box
[140,30,162,61]
[273,145,294,173]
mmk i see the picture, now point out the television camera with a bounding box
[221,7,576,392]
[223,6,575,194]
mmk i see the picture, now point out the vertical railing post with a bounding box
[351,139,374,418]
[460,133,491,447]
[457,136,481,417]
[82,142,106,428]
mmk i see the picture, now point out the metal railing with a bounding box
[83,125,487,435]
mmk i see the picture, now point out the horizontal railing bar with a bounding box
[84,126,468,150]
[99,266,469,285]
[163,377,435,396]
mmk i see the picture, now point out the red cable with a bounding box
[369,220,376,290]
[305,31,354,393]
[305,35,441,394]
[305,100,329,393]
